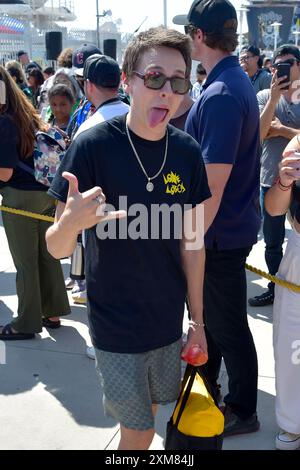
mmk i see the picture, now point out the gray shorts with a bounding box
[94,339,182,431]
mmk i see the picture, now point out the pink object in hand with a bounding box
[181,344,208,365]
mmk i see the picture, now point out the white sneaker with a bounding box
[71,280,86,294]
[72,290,87,304]
[86,345,95,360]
[65,277,75,290]
[275,431,300,450]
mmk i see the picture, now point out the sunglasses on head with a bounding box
[133,71,191,95]
[273,58,299,68]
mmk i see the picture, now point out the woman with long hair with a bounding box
[5,60,34,104]
[0,66,70,340]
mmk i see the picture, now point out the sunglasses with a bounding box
[133,71,191,95]
[184,24,199,36]
[239,55,255,62]
[273,58,299,68]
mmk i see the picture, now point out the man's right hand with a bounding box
[58,171,127,233]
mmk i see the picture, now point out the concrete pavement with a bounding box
[0,209,291,450]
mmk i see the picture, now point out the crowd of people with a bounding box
[1,0,300,452]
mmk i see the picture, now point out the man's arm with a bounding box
[46,199,79,259]
[203,163,233,233]
[266,119,300,140]
[259,74,289,140]
[180,205,207,363]
[46,172,126,259]
[260,97,278,140]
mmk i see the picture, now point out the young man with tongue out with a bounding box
[46,26,211,450]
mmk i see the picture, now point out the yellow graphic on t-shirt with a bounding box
[163,171,186,195]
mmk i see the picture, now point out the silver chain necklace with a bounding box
[125,120,168,192]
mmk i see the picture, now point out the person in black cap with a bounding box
[74,54,129,139]
[72,43,102,70]
[239,45,271,94]
[17,50,42,73]
[17,50,29,67]
[174,0,261,437]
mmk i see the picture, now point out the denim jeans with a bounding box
[260,186,286,292]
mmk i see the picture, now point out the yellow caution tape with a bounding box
[0,205,54,223]
[246,263,300,294]
[1,204,300,293]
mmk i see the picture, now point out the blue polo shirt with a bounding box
[186,56,260,250]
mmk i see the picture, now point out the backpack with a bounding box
[18,127,68,187]
[165,364,224,450]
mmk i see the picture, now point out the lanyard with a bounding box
[250,69,262,85]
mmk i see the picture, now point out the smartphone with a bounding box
[276,63,291,90]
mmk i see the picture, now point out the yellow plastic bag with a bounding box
[173,368,224,437]
[165,365,224,450]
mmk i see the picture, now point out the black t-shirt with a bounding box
[0,114,47,191]
[49,114,211,353]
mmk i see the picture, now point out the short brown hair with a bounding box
[187,19,238,53]
[57,47,73,68]
[122,26,192,79]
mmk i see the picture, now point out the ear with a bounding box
[121,71,130,93]
[196,28,205,43]
[85,79,93,93]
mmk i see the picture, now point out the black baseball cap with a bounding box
[83,54,120,88]
[242,45,260,57]
[173,0,237,33]
[17,50,27,58]
[72,43,102,69]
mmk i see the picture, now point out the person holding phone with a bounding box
[265,134,300,450]
[249,45,300,307]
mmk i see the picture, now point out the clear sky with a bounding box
[68,0,243,34]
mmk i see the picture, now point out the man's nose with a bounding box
[159,79,173,96]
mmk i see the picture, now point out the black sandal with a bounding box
[42,318,61,329]
[0,323,35,341]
